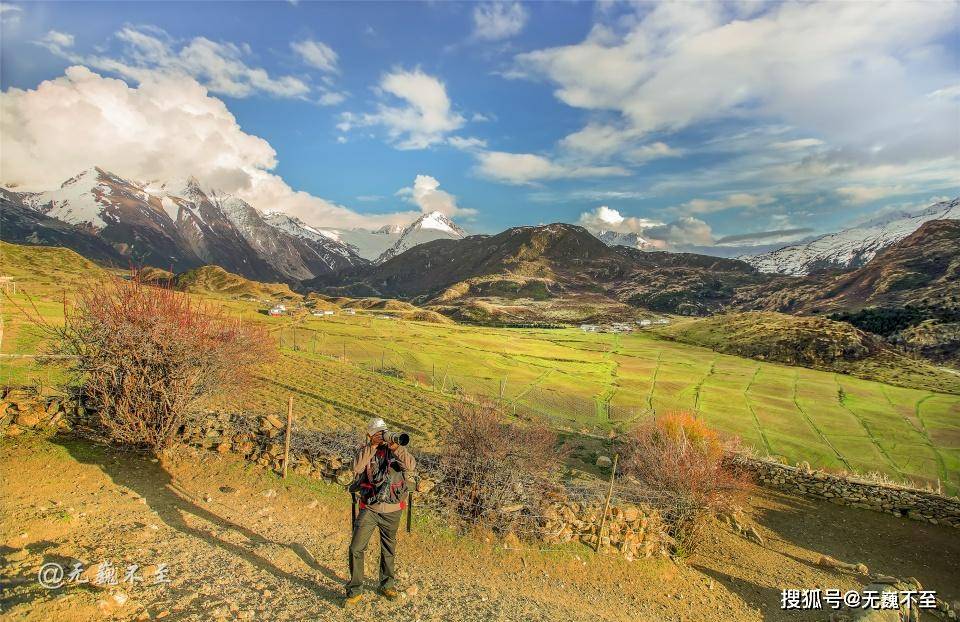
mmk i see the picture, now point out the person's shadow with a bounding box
[52,436,345,605]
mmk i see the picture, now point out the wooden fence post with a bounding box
[282,396,293,479]
[595,453,619,552]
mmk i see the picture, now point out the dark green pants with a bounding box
[346,508,402,597]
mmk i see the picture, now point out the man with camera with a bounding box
[344,417,415,606]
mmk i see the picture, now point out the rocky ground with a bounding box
[1,433,958,621]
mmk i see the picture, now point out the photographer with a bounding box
[344,417,415,606]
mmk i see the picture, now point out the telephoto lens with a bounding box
[383,430,410,446]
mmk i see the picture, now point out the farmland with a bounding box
[2,242,959,494]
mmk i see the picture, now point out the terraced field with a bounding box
[3,243,958,493]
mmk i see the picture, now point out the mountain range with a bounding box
[0,168,467,282]
[740,198,960,275]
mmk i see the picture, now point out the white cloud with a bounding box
[0,2,21,25]
[447,135,487,150]
[40,30,75,49]
[291,39,339,73]
[672,192,775,216]
[771,138,824,150]
[40,26,312,99]
[395,174,476,218]
[578,206,662,232]
[511,1,960,193]
[472,2,529,41]
[0,66,416,229]
[576,205,712,249]
[350,69,464,149]
[644,217,714,248]
[628,141,682,163]
[475,150,629,185]
[836,185,909,204]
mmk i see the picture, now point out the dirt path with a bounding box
[2,434,958,621]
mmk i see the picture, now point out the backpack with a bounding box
[349,446,408,507]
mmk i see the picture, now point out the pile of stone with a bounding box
[0,387,71,437]
[538,498,670,560]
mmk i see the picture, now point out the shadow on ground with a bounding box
[51,435,346,605]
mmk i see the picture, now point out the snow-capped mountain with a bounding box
[376,211,467,263]
[741,198,960,275]
[3,167,367,282]
[589,229,651,250]
[316,225,405,261]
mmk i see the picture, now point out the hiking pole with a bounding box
[351,491,357,525]
[406,493,413,533]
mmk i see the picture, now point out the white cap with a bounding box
[367,417,388,436]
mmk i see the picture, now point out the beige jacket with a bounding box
[351,443,416,513]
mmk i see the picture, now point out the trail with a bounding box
[743,366,773,456]
[831,374,901,476]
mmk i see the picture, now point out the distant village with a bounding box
[580,318,671,334]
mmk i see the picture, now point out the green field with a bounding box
[3,242,959,494]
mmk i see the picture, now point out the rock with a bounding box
[405,585,419,598]
[595,456,613,468]
[15,410,42,427]
[219,486,237,494]
[262,489,277,498]
[264,415,284,429]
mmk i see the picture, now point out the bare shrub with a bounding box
[50,273,273,452]
[438,400,562,534]
[618,411,749,555]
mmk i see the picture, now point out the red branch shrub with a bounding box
[50,273,273,452]
[619,411,749,555]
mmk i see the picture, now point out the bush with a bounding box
[438,400,561,534]
[618,412,748,555]
[50,273,272,452]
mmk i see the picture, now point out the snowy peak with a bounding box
[410,211,467,236]
[373,223,405,235]
[590,229,651,250]
[376,211,466,263]
[741,197,960,275]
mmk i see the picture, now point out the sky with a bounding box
[1,0,958,254]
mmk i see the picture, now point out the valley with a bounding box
[3,242,958,494]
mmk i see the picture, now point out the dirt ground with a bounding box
[1,433,958,621]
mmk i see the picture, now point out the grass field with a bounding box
[3,242,959,494]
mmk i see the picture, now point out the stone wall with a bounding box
[731,456,960,529]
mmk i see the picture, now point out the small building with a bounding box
[324,310,335,316]
[638,319,652,327]
[580,324,598,333]
[311,311,324,317]
[344,309,356,316]
[268,306,285,316]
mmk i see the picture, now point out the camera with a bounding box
[382,430,410,447]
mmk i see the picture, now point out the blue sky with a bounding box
[1,0,958,253]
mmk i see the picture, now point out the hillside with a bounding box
[0,240,107,285]
[735,220,960,314]
[174,266,299,301]
[308,224,774,322]
[656,312,960,393]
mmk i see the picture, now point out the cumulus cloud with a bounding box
[576,205,714,249]
[475,150,629,185]
[0,66,415,229]
[395,175,476,218]
[644,217,714,248]
[347,69,464,149]
[577,206,661,233]
[291,39,338,73]
[472,2,529,41]
[39,25,312,99]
